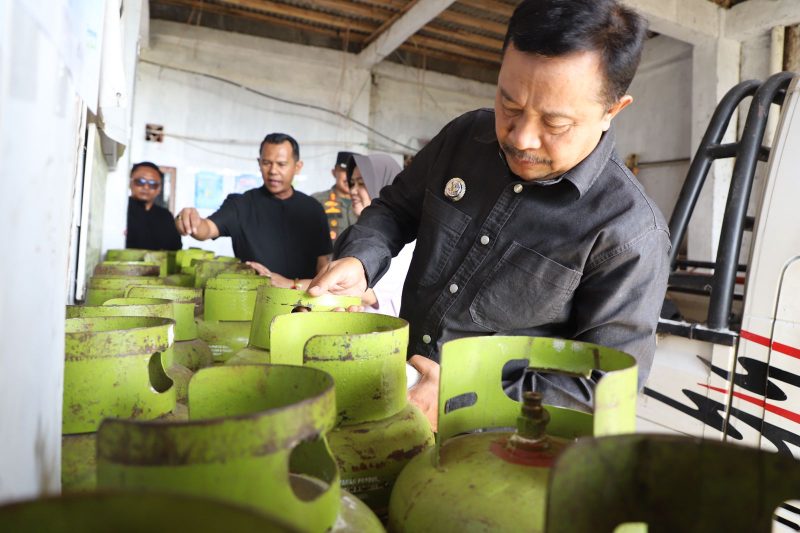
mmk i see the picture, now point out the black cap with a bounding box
[335,151,358,169]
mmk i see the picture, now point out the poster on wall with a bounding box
[234,174,261,193]
[194,171,225,209]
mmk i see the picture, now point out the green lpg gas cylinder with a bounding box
[62,316,177,491]
[192,258,255,288]
[125,285,213,372]
[0,491,298,532]
[93,261,161,277]
[67,297,193,403]
[105,249,171,276]
[268,311,434,515]
[177,248,215,277]
[387,336,638,533]
[84,275,167,305]
[228,286,361,365]
[96,365,384,533]
[197,276,270,362]
[177,248,215,269]
[105,248,149,261]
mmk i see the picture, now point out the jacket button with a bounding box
[449,284,459,294]
[480,235,490,245]
[513,184,523,193]
[422,334,432,344]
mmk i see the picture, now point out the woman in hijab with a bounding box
[345,153,415,317]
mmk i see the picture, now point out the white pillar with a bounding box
[0,2,86,500]
[687,37,741,262]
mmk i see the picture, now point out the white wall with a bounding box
[615,36,693,223]
[0,2,84,500]
[103,21,496,257]
[370,61,496,150]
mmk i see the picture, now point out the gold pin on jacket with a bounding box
[444,177,466,201]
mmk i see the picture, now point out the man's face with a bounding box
[332,167,350,195]
[258,141,302,199]
[130,166,162,205]
[495,44,632,181]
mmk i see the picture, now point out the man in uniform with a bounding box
[312,151,359,242]
[309,0,670,428]
[175,133,331,280]
[126,161,182,251]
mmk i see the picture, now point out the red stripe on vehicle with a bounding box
[699,383,800,425]
[773,341,800,360]
[740,330,800,360]
[740,329,771,347]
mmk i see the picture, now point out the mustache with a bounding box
[501,143,552,166]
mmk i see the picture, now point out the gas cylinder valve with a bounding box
[510,391,551,450]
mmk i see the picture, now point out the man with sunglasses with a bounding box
[126,161,182,251]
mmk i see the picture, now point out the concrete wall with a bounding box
[102,21,496,257]
[615,35,694,223]
[369,61,496,150]
[0,2,84,500]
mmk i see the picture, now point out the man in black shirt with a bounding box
[309,0,669,427]
[175,133,331,280]
[126,161,182,251]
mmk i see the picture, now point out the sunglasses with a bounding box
[132,177,161,190]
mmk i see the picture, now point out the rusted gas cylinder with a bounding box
[196,276,270,362]
[84,275,167,305]
[105,249,171,276]
[96,365,384,532]
[125,285,213,374]
[66,298,193,404]
[267,312,434,516]
[105,248,150,261]
[0,492,298,532]
[176,248,216,270]
[172,249,215,285]
[62,316,177,491]
[93,261,161,277]
[387,336,638,532]
[227,286,361,365]
[192,258,255,289]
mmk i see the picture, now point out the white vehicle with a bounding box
[638,72,800,529]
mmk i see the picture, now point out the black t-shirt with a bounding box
[208,187,332,279]
[126,197,182,251]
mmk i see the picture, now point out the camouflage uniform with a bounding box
[312,188,357,242]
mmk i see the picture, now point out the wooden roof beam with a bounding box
[357,0,458,69]
[217,0,377,33]
[457,0,516,18]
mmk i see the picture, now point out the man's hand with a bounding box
[175,208,218,240]
[307,257,368,297]
[407,354,440,432]
[245,261,296,288]
[175,208,201,236]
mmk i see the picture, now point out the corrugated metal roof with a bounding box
[148,0,751,82]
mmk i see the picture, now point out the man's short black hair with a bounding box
[130,161,164,181]
[502,0,648,106]
[259,133,300,161]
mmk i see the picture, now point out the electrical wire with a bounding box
[165,134,398,162]
[140,59,419,152]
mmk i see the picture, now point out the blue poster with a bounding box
[194,171,224,209]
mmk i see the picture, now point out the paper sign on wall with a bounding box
[194,171,225,209]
